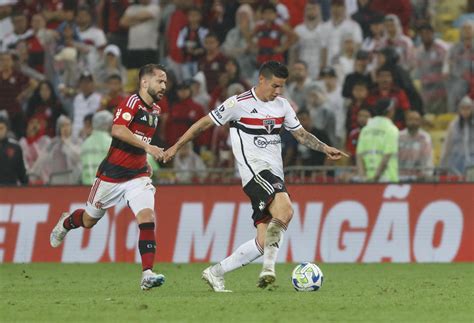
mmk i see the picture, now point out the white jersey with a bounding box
[209,88,302,186]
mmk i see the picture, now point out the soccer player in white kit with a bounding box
[164,61,347,291]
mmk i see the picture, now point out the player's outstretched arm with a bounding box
[111,124,164,160]
[291,127,349,160]
[163,115,215,163]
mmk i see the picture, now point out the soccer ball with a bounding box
[291,262,324,292]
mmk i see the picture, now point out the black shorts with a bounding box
[242,170,288,226]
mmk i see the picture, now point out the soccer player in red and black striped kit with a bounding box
[50,64,167,290]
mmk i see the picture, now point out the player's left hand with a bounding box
[323,146,350,160]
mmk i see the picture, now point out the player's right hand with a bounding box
[145,145,164,161]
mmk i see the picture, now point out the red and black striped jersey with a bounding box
[96,93,161,182]
[255,21,285,65]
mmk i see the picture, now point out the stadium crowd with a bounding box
[0,0,473,185]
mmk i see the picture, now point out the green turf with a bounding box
[1,263,473,322]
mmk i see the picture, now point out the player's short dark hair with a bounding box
[259,61,289,79]
[138,64,166,81]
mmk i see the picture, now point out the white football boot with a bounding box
[50,212,70,248]
[141,270,165,290]
[202,266,232,292]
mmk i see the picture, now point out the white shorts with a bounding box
[85,176,156,219]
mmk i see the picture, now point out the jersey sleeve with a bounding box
[283,101,302,131]
[208,96,239,126]
[113,96,139,126]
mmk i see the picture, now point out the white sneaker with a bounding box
[140,270,165,290]
[202,266,232,292]
[257,270,276,289]
[50,212,70,248]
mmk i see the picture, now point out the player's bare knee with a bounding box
[275,203,293,224]
[137,208,155,224]
[83,216,98,228]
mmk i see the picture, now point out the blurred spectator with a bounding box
[198,32,228,94]
[0,51,36,138]
[332,33,357,83]
[346,80,371,135]
[367,67,410,129]
[80,110,113,185]
[320,66,345,147]
[441,96,474,174]
[342,49,372,98]
[26,80,65,137]
[447,21,474,113]
[414,24,449,115]
[320,0,362,68]
[375,47,423,114]
[369,0,412,35]
[164,0,190,82]
[76,6,107,70]
[42,0,74,30]
[1,11,32,51]
[99,74,126,114]
[173,141,207,183]
[224,58,250,90]
[167,80,207,148]
[361,13,386,55]
[0,116,28,185]
[346,107,371,161]
[291,0,324,80]
[357,98,399,182]
[399,110,433,179]
[72,71,101,138]
[351,0,381,39]
[0,2,14,50]
[32,115,81,185]
[13,40,45,81]
[251,3,297,67]
[384,14,414,70]
[79,113,93,140]
[119,0,160,68]
[190,71,211,110]
[286,60,313,110]
[222,3,256,82]
[30,13,57,81]
[96,0,129,57]
[304,83,337,147]
[177,6,209,80]
[203,0,238,44]
[19,116,51,182]
[282,109,330,167]
[94,44,127,92]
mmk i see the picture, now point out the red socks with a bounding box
[62,209,84,230]
[138,222,156,271]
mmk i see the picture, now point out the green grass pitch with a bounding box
[1,263,473,322]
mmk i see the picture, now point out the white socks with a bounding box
[262,218,287,274]
[211,239,264,276]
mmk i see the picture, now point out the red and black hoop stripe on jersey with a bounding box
[231,122,281,135]
[239,117,285,126]
[97,160,148,182]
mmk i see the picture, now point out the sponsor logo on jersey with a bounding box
[213,110,223,119]
[263,118,276,133]
[253,136,281,148]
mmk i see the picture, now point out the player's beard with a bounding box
[148,88,162,102]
